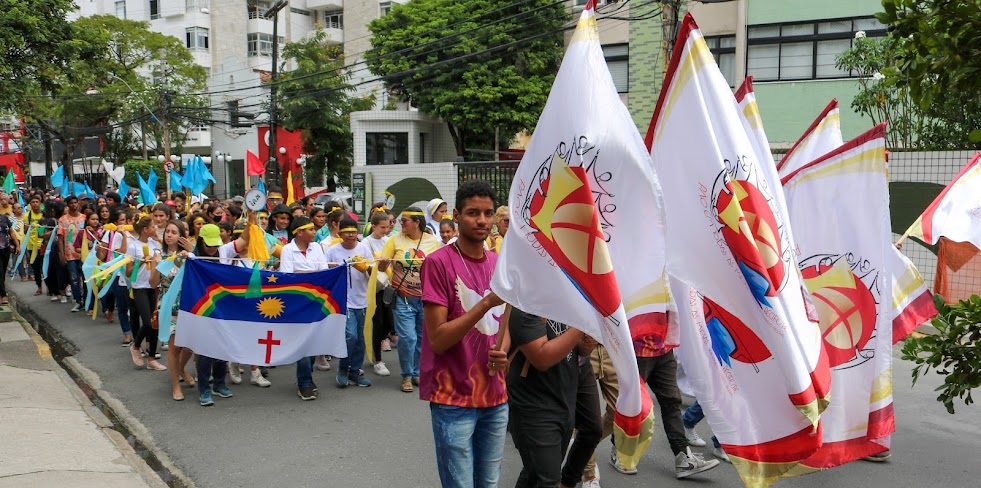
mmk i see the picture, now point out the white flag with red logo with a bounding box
[904,152,981,249]
[776,99,844,178]
[491,0,665,470]
[781,123,896,471]
[647,14,830,486]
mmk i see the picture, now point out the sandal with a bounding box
[172,390,185,401]
[34,289,42,296]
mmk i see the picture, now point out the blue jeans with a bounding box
[196,356,227,395]
[682,401,721,448]
[296,356,313,388]
[339,308,366,373]
[393,296,423,379]
[105,280,131,334]
[66,259,83,304]
[430,402,509,488]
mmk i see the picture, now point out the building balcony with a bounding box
[320,25,343,44]
[306,0,343,10]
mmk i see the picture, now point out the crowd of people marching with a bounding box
[2,180,740,488]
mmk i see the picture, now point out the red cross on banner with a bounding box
[258,330,281,364]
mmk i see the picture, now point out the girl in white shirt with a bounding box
[125,216,164,371]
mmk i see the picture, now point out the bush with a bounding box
[121,160,166,191]
[902,294,981,413]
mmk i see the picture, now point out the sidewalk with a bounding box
[0,312,164,488]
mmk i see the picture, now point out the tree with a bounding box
[0,0,76,111]
[277,31,372,189]
[878,0,981,113]
[836,34,981,150]
[16,15,207,172]
[366,0,566,156]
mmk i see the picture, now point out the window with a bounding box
[186,27,209,50]
[186,0,208,9]
[247,33,283,57]
[366,133,408,165]
[323,12,343,29]
[115,0,126,18]
[248,1,271,19]
[149,0,159,19]
[602,43,628,93]
[747,16,887,81]
[290,7,310,16]
[379,1,392,16]
[705,35,736,86]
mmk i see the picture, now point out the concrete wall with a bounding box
[357,162,458,215]
[754,79,871,145]
[747,0,884,24]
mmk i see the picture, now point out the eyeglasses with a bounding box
[400,218,411,224]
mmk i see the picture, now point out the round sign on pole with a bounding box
[245,188,267,211]
[163,161,175,172]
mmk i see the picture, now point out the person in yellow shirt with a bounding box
[377,206,441,392]
[24,194,49,295]
[486,205,509,253]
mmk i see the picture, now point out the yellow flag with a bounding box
[247,223,270,263]
[285,171,295,205]
[364,264,379,364]
[81,230,89,262]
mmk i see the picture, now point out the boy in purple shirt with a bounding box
[421,180,509,488]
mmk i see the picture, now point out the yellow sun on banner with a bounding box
[257,297,285,319]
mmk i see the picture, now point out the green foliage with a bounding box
[366,0,566,155]
[836,34,981,150]
[878,0,981,109]
[16,15,207,167]
[0,0,76,111]
[278,31,372,189]
[121,160,165,190]
[902,294,981,414]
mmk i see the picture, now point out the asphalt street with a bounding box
[9,279,981,488]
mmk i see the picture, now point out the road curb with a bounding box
[10,293,197,488]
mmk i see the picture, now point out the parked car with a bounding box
[315,192,352,210]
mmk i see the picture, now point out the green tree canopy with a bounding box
[278,30,372,189]
[366,0,566,156]
[878,0,981,109]
[0,0,76,111]
[16,15,207,168]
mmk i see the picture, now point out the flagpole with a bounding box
[489,304,511,377]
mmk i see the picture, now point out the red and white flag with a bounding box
[904,152,981,249]
[647,14,829,486]
[491,0,664,470]
[781,123,897,471]
[776,99,844,178]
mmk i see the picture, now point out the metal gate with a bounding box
[455,161,519,204]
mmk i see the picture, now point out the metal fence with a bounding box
[889,150,980,301]
[455,161,519,205]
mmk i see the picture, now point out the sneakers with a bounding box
[336,368,351,388]
[712,445,731,464]
[250,369,271,387]
[609,449,637,475]
[161,342,169,351]
[380,338,392,351]
[70,302,81,312]
[212,385,234,398]
[50,295,59,302]
[229,367,243,384]
[349,373,371,387]
[373,362,391,376]
[401,378,413,393]
[315,355,331,371]
[863,451,891,462]
[582,478,601,488]
[675,447,720,479]
[297,386,317,401]
[199,390,214,407]
[59,296,67,304]
[685,426,707,447]
[146,359,168,371]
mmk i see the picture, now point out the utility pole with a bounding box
[160,49,173,199]
[264,0,288,189]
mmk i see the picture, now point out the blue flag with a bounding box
[137,172,158,205]
[71,181,86,197]
[148,168,158,192]
[257,179,266,195]
[118,178,130,199]
[17,190,25,209]
[175,259,348,365]
[169,170,183,193]
[61,179,71,198]
[181,156,216,195]
[50,165,64,187]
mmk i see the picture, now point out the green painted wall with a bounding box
[754,80,875,145]
[627,14,665,133]
[748,0,883,24]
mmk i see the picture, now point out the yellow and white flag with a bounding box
[491,0,666,470]
[776,99,843,178]
[904,152,981,249]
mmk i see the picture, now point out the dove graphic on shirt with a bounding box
[456,276,505,335]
